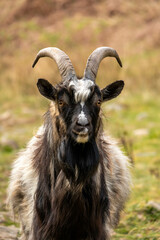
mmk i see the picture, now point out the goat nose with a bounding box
[77,117,89,127]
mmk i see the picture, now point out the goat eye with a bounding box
[97,100,101,106]
[58,100,64,107]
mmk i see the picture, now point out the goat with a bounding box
[8,47,131,240]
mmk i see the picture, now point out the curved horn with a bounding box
[32,47,76,82]
[84,47,122,82]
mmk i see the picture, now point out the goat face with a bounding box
[37,78,124,143]
[33,47,124,142]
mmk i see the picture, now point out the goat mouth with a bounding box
[72,129,89,143]
[72,128,88,136]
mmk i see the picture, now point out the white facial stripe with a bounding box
[78,101,89,126]
[78,110,88,123]
[80,102,84,108]
[69,79,94,103]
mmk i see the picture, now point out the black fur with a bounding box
[33,112,53,239]
[33,111,110,240]
[59,138,99,184]
[37,79,57,100]
[101,80,124,101]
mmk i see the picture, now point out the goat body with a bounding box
[8,47,131,240]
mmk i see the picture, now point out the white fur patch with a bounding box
[78,110,88,124]
[7,126,44,232]
[69,79,94,102]
[80,102,84,108]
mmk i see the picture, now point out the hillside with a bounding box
[2,0,160,50]
[1,0,160,95]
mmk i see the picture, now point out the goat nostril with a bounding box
[76,122,82,126]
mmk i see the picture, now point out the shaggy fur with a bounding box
[8,101,130,240]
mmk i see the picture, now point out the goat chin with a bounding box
[72,127,90,143]
[76,134,89,143]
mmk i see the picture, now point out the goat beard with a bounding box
[59,137,99,184]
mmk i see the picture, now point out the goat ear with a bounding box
[101,80,124,102]
[37,79,57,100]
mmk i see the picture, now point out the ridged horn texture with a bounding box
[84,47,122,82]
[32,47,77,82]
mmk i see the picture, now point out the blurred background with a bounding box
[0,0,160,239]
